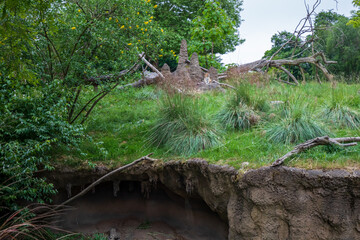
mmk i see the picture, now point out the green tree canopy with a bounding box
[153,0,243,56]
[263,31,306,60]
[315,11,360,75]
[348,0,360,27]
[189,0,240,68]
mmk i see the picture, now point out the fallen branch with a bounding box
[56,154,156,208]
[272,136,360,167]
[139,53,164,79]
[231,52,336,85]
[213,80,236,89]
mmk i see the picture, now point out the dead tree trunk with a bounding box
[229,52,336,85]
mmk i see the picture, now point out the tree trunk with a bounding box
[228,52,336,85]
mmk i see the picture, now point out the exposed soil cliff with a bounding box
[47,160,360,240]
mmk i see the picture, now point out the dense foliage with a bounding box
[348,0,360,27]
[153,0,243,56]
[314,11,360,76]
[0,0,242,210]
[0,80,83,209]
[190,0,241,68]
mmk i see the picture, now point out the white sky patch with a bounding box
[221,0,357,65]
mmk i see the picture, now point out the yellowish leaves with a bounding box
[78,9,81,12]
[127,43,132,45]
[154,5,158,8]
[109,17,112,21]
[120,25,125,29]
[144,21,149,24]
[161,28,164,33]
[71,27,76,30]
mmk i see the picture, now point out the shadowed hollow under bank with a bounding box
[45,160,360,240]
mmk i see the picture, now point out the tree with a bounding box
[348,0,360,27]
[262,31,312,80]
[190,0,240,68]
[263,31,307,60]
[1,0,166,123]
[0,0,165,209]
[153,0,243,58]
[315,11,360,75]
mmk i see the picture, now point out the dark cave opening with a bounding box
[57,180,228,240]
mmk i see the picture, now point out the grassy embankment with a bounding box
[54,76,360,170]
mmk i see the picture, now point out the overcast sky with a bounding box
[221,0,357,65]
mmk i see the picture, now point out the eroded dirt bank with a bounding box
[47,160,360,239]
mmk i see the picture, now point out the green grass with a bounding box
[265,102,329,144]
[147,94,221,155]
[53,79,360,169]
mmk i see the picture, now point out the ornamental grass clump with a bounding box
[217,84,260,130]
[265,104,329,144]
[147,94,221,155]
[217,102,259,130]
[322,103,360,129]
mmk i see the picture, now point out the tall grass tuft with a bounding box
[265,104,329,144]
[217,102,259,130]
[147,94,221,155]
[322,103,360,129]
[0,204,63,240]
[321,84,360,129]
[217,84,260,130]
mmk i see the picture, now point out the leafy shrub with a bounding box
[0,79,84,209]
[147,94,221,155]
[265,104,329,144]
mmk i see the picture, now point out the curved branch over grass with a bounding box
[272,136,360,167]
[58,154,156,208]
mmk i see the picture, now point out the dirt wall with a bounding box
[47,160,360,240]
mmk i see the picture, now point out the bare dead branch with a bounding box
[139,53,164,79]
[57,154,156,208]
[231,52,336,84]
[213,80,236,89]
[272,136,360,167]
[277,66,299,85]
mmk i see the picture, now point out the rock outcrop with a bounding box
[46,161,360,240]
